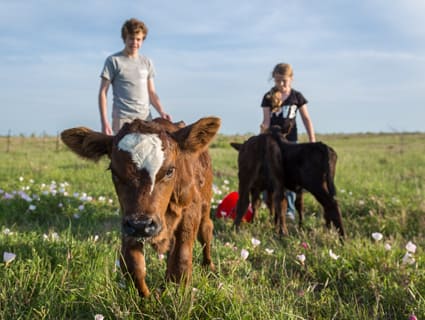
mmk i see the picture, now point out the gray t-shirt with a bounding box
[100,51,155,119]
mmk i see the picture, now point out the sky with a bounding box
[1,0,424,136]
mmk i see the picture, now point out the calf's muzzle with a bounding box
[122,216,162,238]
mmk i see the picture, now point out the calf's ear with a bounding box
[61,127,113,161]
[230,142,242,151]
[173,117,221,153]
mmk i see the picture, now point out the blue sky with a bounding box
[1,0,424,135]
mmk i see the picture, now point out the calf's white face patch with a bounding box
[118,133,165,192]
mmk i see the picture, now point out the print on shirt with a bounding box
[272,104,297,119]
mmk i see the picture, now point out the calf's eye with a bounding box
[165,167,175,178]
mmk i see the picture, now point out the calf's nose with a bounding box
[123,216,161,238]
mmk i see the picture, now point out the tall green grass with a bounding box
[1,133,424,319]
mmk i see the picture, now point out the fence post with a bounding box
[56,132,60,152]
[6,129,11,153]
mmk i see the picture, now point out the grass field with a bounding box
[1,132,424,319]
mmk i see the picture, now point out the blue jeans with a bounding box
[286,190,296,214]
[285,139,297,214]
[262,190,296,214]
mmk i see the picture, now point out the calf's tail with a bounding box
[324,144,337,198]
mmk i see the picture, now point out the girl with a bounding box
[261,63,315,142]
[260,63,316,219]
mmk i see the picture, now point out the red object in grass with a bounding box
[215,191,253,222]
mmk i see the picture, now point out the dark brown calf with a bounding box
[232,128,345,238]
[61,117,220,297]
[230,120,298,225]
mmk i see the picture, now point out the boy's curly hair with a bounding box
[121,18,148,41]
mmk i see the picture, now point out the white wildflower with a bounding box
[241,249,249,260]
[406,241,417,253]
[371,232,383,241]
[3,252,16,264]
[329,249,339,260]
[296,254,306,264]
[3,252,16,263]
[402,252,415,265]
[251,238,261,247]
[265,248,274,255]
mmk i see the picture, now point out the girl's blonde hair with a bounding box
[272,63,293,78]
[267,87,282,113]
[267,63,293,112]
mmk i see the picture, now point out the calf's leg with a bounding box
[273,188,288,236]
[265,189,274,221]
[166,229,195,284]
[295,191,304,228]
[234,187,251,229]
[121,239,150,297]
[250,188,262,221]
[310,189,345,237]
[197,204,215,271]
[234,164,261,229]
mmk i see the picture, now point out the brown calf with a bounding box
[61,117,220,297]
[230,120,297,225]
[232,128,345,238]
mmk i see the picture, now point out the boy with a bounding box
[98,18,171,135]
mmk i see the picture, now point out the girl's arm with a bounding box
[299,104,316,142]
[261,107,271,133]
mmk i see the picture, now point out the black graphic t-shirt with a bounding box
[261,88,308,142]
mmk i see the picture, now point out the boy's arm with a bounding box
[148,78,171,121]
[98,77,113,135]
